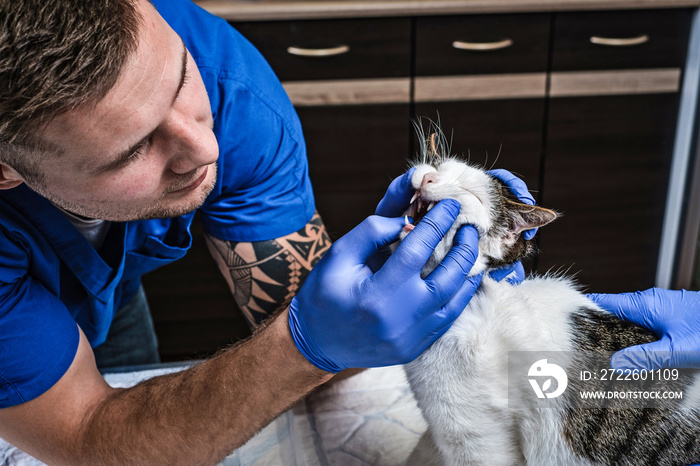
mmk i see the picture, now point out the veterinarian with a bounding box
[0,0,535,463]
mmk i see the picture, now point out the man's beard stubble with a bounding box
[28,163,217,222]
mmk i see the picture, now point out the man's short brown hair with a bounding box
[0,0,142,178]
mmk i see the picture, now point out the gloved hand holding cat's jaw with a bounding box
[288,199,482,373]
[373,167,538,284]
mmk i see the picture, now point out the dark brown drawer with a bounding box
[552,9,692,71]
[415,13,551,76]
[231,18,411,81]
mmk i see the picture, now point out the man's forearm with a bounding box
[79,310,331,465]
[205,212,331,327]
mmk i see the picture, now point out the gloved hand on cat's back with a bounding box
[288,199,483,373]
[588,288,700,370]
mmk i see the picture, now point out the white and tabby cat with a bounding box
[400,130,700,466]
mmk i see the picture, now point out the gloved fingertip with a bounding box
[396,167,417,195]
[610,350,648,371]
[441,198,461,214]
[586,293,622,315]
[489,262,525,285]
[404,166,417,182]
[523,229,537,241]
[446,271,483,312]
[468,270,485,287]
[455,224,479,245]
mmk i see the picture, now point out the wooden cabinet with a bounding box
[414,14,550,75]
[233,18,411,80]
[537,9,692,293]
[549,9,691,71]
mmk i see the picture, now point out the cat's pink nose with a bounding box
[421,172,438,188]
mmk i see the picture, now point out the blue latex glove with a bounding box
[487,169,538,241]
[488,262,525,285]
[375,167,417,218]
[288,199,482,373]
[588,288,700,370]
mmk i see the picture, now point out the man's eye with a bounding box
[125,138,151,164]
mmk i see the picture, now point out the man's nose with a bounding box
[166,114,218,174]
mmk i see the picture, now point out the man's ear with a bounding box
[0,163,25,190]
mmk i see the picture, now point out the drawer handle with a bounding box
[590,34,649,47]
[452,39,513,51]
[286,45,350,57]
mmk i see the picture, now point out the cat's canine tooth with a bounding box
[410,191,419,205]
[404,215,410,226]
[427,202,435,212]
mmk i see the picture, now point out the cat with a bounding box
[400,129,700,466]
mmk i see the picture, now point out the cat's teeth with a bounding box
[404,215,410,226]
[426,202,435,212]
[410,191,419,205]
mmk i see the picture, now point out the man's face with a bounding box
[28,0,219,221]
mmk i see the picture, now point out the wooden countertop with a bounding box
[195,0,699,21]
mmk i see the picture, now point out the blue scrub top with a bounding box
[0,0,315,408]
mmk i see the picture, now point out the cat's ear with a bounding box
[505,199,558,236]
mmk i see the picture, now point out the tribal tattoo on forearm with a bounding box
[205,212,331,328]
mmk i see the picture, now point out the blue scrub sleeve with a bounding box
[0,232,79,408]
[200,79,316,242]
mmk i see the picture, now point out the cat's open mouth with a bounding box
[403,190,436,233]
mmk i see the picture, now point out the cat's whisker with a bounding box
[488,143,504,171]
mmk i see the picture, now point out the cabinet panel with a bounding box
[415,14,550,76]
[538,94,679,293]
[298,104,411,240]
[552,9,691,71]
[413,100,544,187]
[232,18,411,80]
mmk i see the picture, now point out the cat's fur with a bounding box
[401,130,700,466]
